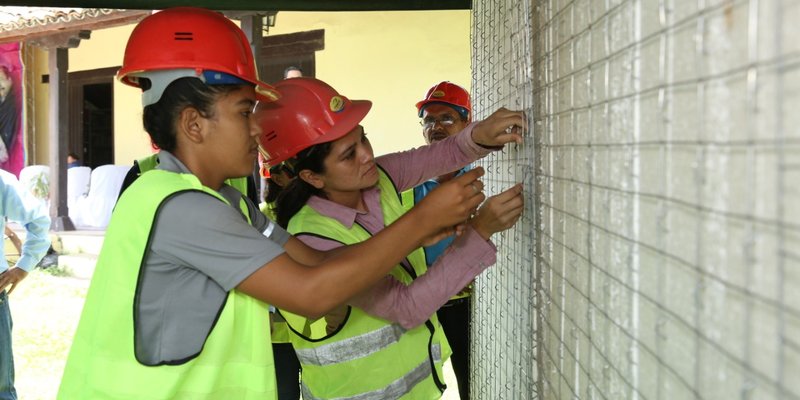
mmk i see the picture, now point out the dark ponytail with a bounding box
[274,141,334,228]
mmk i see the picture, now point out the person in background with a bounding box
[266,77,524,399]
[283,66,303,79]
[407,81,476,399]
[0,170,51,400]
[66,153,81,169]
[58,8,488,399]
[261,162,293,220]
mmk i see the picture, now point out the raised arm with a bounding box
[350,183,524,328]
[380,108,526,191]
[237,168,487,318]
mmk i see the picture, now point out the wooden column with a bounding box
[47,47,73,231]
[34,31,91,231]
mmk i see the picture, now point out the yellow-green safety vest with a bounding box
[58,169,276,399]
[137,153,251,197]
[281,168,451,400]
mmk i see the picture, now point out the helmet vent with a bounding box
[174,32,193,41]
[263,131,278,141]
[263,130,278,142]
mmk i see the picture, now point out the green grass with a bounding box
[10,269,88,400]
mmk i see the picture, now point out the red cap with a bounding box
[257,78,371,167]
[415,81,471,117]
[117,7,279,104]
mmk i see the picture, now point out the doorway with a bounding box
[68,67,115,168]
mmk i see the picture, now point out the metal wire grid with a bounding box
[471,1,538,399]
[471,0,800,399]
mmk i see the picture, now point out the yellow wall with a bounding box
[28,10,471,166]
[268,10,471,155]
[28,45,49,165]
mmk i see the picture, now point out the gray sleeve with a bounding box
[150,191,287,291]
[243,194,291,246]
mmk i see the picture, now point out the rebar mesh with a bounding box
[471,1,800,399]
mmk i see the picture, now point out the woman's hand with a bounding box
[471,108,526,148]
[470,183,524,240]
[412,167,486,235]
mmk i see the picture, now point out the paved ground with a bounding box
[9,250,464,399]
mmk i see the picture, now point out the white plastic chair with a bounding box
[67,166,91,225]
[72,165,130,229]
[18,165,50,209]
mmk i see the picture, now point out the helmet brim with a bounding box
[310,99,372,147]
[255,81,281,102]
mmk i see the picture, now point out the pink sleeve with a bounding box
[377,122,494,192]
[350,226,496,329]
[295,233,343,252]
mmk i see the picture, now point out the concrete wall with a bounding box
[471,1,800,398]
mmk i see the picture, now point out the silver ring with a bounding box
[470,182,480,194]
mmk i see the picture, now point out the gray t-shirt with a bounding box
[134,151,290,365]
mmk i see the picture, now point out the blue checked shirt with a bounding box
[1,171,50,272]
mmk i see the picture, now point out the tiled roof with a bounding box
[0,7,150,44]
[0,7,121,33]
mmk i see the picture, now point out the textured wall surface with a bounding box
[470,1,800,399]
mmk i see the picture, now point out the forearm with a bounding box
[352,226,496,329]
[4,227,21,254]
[379,123,491,191]
[274,208,436,317]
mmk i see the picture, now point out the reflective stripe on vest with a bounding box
[300,344,443,400]
[283,167,450,399]
[58,170,276,399]
[294,323,406,366]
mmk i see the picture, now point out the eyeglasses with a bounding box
[419,114,457,129]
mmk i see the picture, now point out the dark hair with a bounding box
[274,141,334,228]
[142,77,243,152]
[264,178,282,203]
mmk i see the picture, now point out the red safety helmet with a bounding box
[415,81,471,118]
[257,77,371,167]
[117,7,279,106]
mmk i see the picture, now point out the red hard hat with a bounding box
[415,81,471,117]
[117,7,279,105]
[257,77,371,167]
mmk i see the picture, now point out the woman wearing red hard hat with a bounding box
[259,77,525,399]
[58,8,491,400]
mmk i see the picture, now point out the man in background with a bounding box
[0,170,51,400]
[283,66,303,79]
[66,153,81,169]
[409,81,474,400]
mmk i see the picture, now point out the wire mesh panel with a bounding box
[471,1,538,399]
[471,0,800,399]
